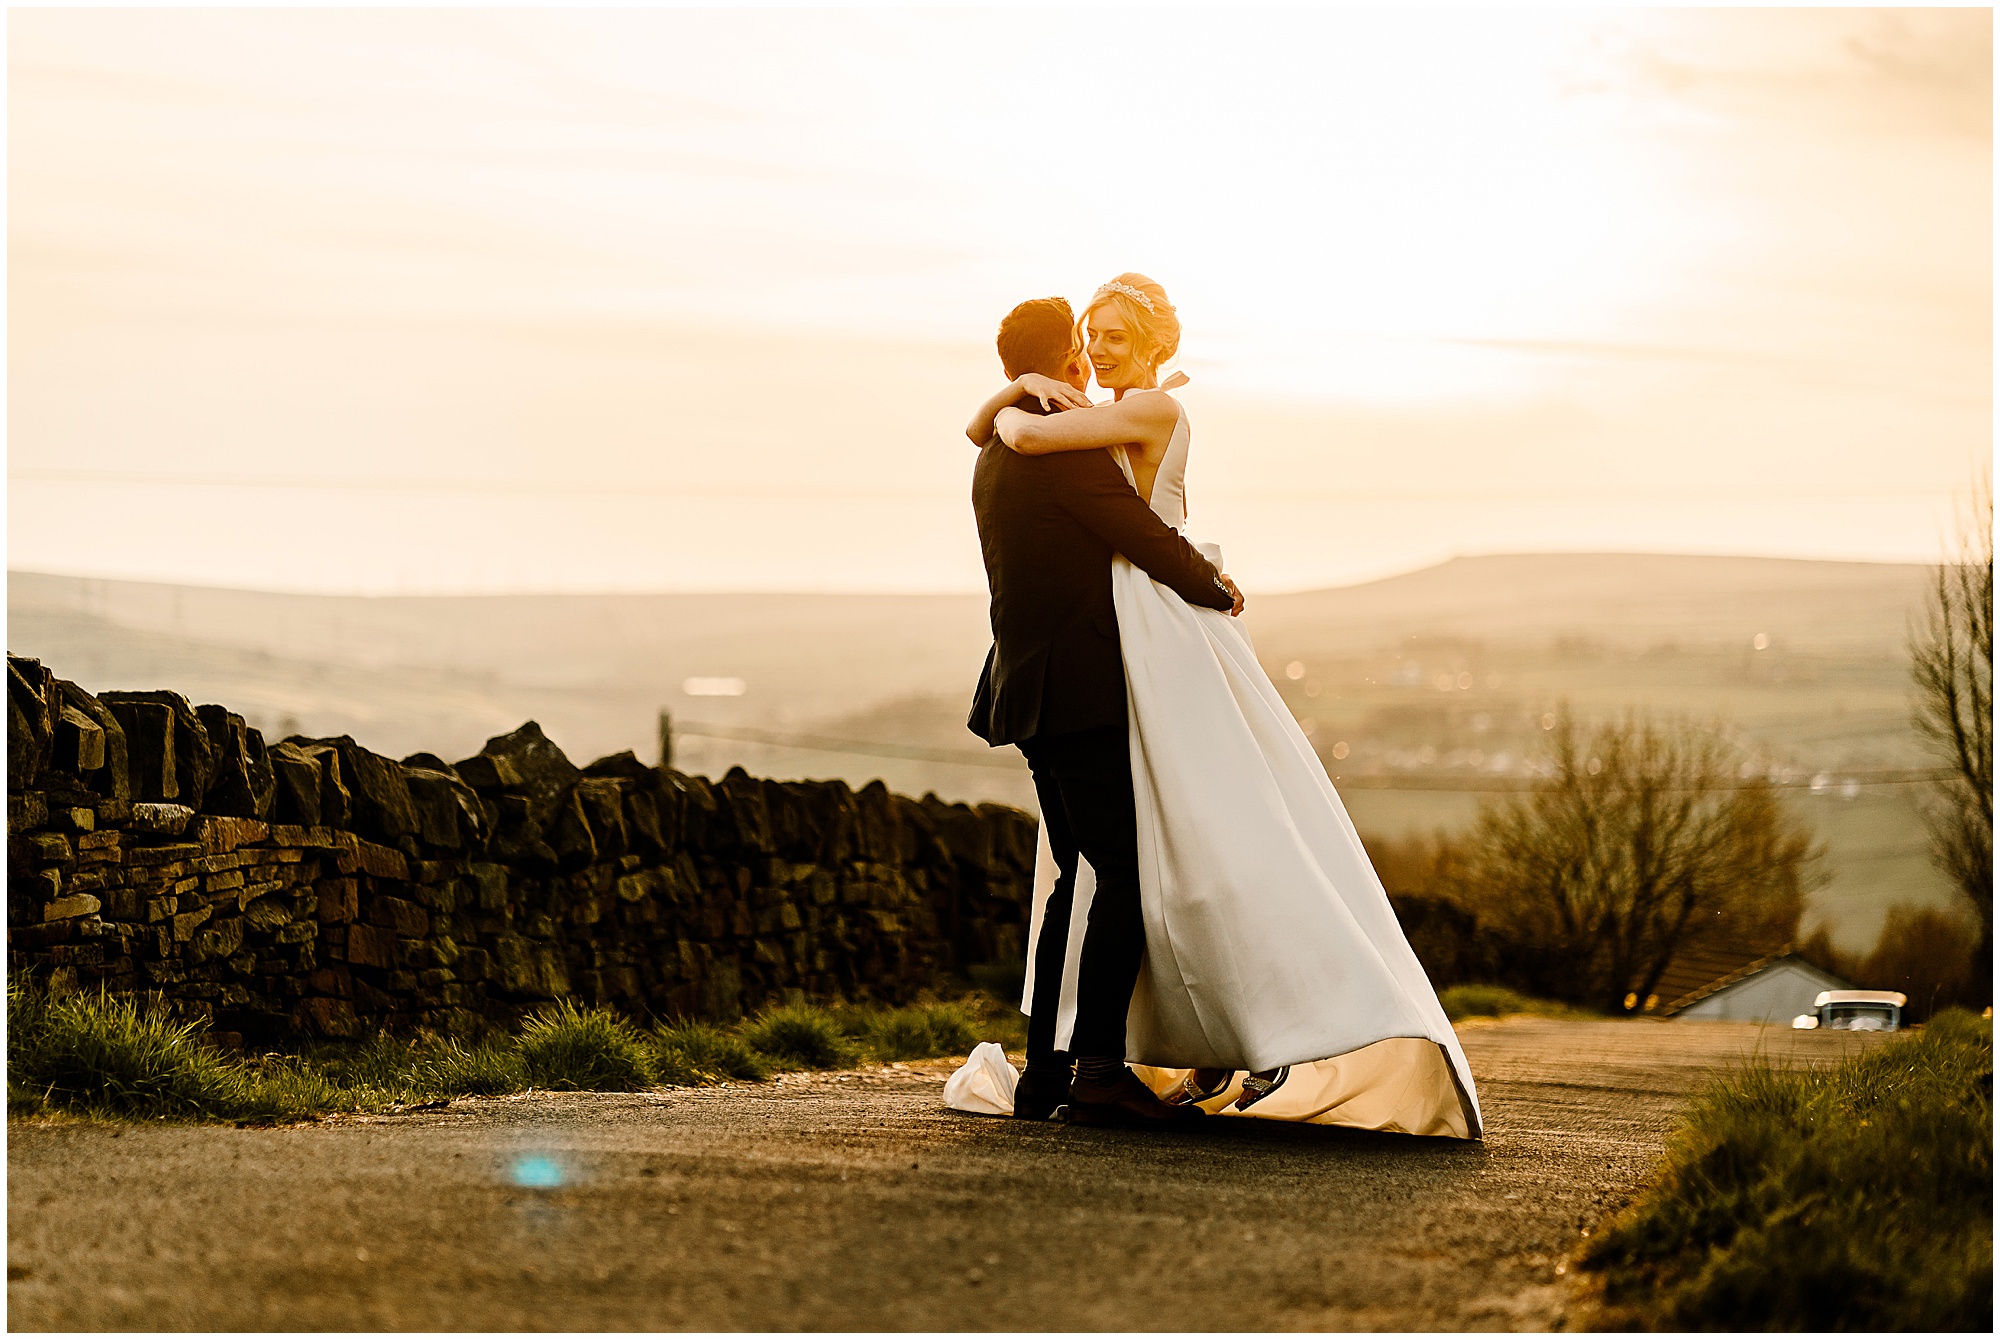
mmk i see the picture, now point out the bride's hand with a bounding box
[1017,373,1092,413]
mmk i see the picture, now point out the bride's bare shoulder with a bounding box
[1121,387,1183,421]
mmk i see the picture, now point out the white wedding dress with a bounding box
[1010,394,1483,1139]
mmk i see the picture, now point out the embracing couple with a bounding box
[959,274,1483,1138]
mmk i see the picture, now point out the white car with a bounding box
[1791,990,1907,1031]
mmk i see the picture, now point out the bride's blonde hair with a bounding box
[1083,272,1181,376]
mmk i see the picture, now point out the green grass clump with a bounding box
[8,984,267,1121]
[1577,1009,1992,1331]
[651,1020,772,1085]
[1438,984,1579,1021]
[517,1000,657,1092]
[740,1003,857,1070]
[844,1002,985,1061]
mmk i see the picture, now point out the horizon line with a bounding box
[6,549,1939,604]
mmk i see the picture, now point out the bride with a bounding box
[962,274,1482,1139]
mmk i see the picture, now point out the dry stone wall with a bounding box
[7,656,1037,1044]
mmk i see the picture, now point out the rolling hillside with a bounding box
[8,554,1960,949]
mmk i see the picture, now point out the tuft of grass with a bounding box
[846,1002,985,1061]
[740,1003,857,1070]
[8,984,263,1121]
[517,1000,657,1092]
[1576,1009,1992,1331]
[1438,984,1582,1022]
[651,1020,772,1086]
[413,1037,526,1097]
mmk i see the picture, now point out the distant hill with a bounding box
[8,554,1959,952]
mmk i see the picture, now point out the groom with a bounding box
[967,296,1241,1126]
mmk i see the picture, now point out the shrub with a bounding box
[740,1003,856,1070]
[517,1000,656,1092]
[8,984,257,1120]
[1437,984,1576,1022]
[1578,1011,1992,1330]
[651,1020,771,1085]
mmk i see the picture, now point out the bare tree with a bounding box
[1458,708,1821,1013]
[1909,479,1993,998]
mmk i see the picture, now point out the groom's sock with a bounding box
[1075,1055,1127,1086]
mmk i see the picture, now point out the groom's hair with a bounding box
[996,297,1077,380]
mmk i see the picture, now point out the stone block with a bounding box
[42,894,102,921]
[242,896,293,933]
[16,832,73,867]
[126,843,203,868]
[268,743,324,827]
[275,920,315,946]
[111,699,175,799]
[192,815,270,855]
[298,996,360,1038]
[268,825,342,849]
[193,916,245,960]
[173,904,213,941]
[308,964,353,998]
[367,896,429,938]
[353,842,409,881]
[57,807,95,833]
[9,792,49,835]
[405,768,484,851]
[9,657,55,789]
[194,705,277,820]
[314,878,358,924]
[53,703,105,774]
[345,922,396,969]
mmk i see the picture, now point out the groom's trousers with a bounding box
[1018,723,1146,1062]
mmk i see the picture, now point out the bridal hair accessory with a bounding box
[1093,280,1156,314]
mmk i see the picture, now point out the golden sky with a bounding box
[9,7,1991,594]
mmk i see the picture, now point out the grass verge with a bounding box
[8,978,1020,1123]
[1575,1008,1992,1331]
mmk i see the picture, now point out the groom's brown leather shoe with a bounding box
[1064,1067,1207,1128]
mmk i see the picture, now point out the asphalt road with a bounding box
[8,1018,1884,1331]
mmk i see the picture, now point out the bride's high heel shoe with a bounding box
[1166,1068,1233,1106]
[1232,1066,1291,1111]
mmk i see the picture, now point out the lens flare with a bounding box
[511,1156,564,1189]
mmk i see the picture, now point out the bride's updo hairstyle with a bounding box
[1084,272,1181,376]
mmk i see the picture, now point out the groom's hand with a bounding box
[1221,573,1245,617]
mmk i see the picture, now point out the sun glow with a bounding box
[7,8,1988,593]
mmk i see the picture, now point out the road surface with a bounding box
[8,1018,1881,1331]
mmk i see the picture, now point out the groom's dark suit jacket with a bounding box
[968,418,1234,747]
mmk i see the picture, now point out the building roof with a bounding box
[1653,943,1849,1017]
